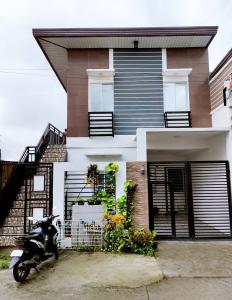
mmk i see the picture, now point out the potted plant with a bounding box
[87,164,100,187]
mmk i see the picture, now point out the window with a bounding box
[33,175,45,191]
[32,208,44,223]
[89,83,113,112]
[164,83,188,112]
[87,68,115,113]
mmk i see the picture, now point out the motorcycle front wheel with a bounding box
[54,244,59,260]
[13,260,30,283]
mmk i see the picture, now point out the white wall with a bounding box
[187,133,228,161]
[147,150,189,161]
[67,135,137,163]
[211,105,231,128]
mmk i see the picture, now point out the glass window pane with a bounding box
[164,83,175,111]
[175,84,187,111]
[33,175,45,191]
[102,84,114,111]
[89,83,102,111]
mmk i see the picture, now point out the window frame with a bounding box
[33,175,45,192]
[89,82,114,112]
[162,67,192,113]
[87,69,115,113]
[163,81,190,112]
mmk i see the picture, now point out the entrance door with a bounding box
[148,161,232,239]
[148,162,189,238]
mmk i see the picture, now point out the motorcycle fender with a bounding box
[10,250,23,257]
[9,256,21,269]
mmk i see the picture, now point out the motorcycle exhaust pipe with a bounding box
[22,260,37,268]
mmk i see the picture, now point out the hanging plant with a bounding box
[87,164,100,187]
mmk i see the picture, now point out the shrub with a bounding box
[102,162,158,256]
[0,254,11,269]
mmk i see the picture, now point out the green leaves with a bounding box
[104,162,119,176]
[101,162,157,256]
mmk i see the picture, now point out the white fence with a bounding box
[58,204,105,249]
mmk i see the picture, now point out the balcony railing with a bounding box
[88,112,114,137]
[164,111,192,128]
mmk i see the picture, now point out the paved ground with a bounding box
[1,241,232,299]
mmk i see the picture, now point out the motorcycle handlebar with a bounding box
[50,215,60,220]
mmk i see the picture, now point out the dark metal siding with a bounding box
[113,49,164,135]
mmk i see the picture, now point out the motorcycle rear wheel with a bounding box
[13,260,30,283]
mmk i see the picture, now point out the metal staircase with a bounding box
[0,124,63,226]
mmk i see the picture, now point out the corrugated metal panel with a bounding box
[113,49,164,135]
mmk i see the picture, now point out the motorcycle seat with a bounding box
[16,233,41,240]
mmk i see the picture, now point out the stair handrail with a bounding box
[19,123,64,163]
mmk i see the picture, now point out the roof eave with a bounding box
[209,48,232,80]
[33,26,218,39]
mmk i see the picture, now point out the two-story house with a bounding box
[29,27,232,240]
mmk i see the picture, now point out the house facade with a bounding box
[1,26,230,244]
[31,27,232,240]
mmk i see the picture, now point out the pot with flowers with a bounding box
[87,164,100,188]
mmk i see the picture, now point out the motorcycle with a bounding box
[9,214,60,282]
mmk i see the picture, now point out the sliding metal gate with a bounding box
[148,161,232,239]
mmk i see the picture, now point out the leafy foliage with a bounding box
[87,164,100,186]
[102,163,157,256]
[0,254,11,269]
[104,162,119,176]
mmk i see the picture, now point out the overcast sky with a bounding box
[0,0,231,161]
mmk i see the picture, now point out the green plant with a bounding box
[105,162,119,176]
[102,165,157,256]
[75,197,101,205]
[72,243,95,252]
[87,164,100,186]
[131,229,157,256]
[0,254,11,269]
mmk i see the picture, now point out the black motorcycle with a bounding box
[10,214,60,282]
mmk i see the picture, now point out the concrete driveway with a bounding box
[1,241,232,299]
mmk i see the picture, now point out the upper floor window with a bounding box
[164,83,188,112]
[89,83,113,112]
[162,68,192,112]
[87,69,115,112]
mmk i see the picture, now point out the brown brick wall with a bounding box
[67,49,109,137]
[167,48,211,127]
[126,162,149,229]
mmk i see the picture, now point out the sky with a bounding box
[0,0,231,161]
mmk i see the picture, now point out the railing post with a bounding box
[185,162,195,238]
[225,161,232,237]
[112,112,114,137]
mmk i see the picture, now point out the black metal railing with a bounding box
[0,123,63,227]
[164,111,191,128]
[20,123,63,163]
[88,112,114,137]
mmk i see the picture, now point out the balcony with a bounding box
[88,112,114,137]
[164,111,192,128]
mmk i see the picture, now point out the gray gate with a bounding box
[148,161,232,239]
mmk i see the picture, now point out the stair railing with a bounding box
[19,123,63,163]
[0,123,64,227]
